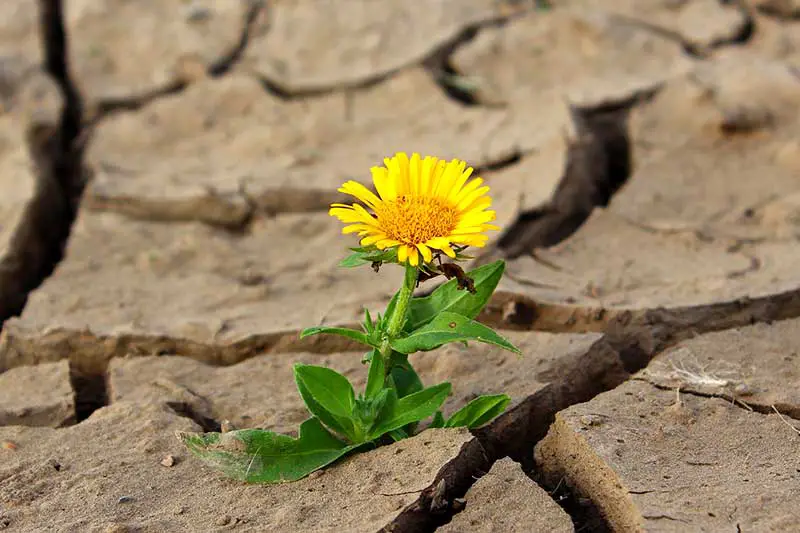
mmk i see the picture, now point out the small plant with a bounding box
[179,152,520,483]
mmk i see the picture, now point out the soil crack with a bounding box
[475,96,644,265]
[69,363,108,423]
[0,0,90,329]
[378,438,490,533]
[92,0,266,119]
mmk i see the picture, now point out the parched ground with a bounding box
[2,0,800,531]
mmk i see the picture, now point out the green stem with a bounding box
[379,263,418,371]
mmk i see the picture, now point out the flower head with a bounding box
[330,152,499,266]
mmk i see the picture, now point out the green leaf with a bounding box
[364,349,385,399]
[363,309,375,335]
[300,326,375,348]
[339,252,372,268]
[382,289,402,333]
[352,388,390,434]
[179,417,358,483]
[407,261,505,331]
[294,365,355,417]
[387,351,425,436]
[429,410,445,429]
[294,365,358,441]
[390,311,521,355]
[338,247,398,268]
[387,428,409,442]
[369,382,451,439]
[444,394,511,429]
[388,351,424,398]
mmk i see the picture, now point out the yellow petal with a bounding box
[329,206,363,223]
[447,166,474,203]
[426,237,456,258]
[450,234,489,247]
[409,153,421,195]
[460,195,492,213]
[394,152,411,195]
[458,210,496,226]
[420,156,436,196]
[435,159,464,198]
[361,234,386,246]
[456,185,491,212]
[452,177,484,205]
[417,243,433,263]
[371,166,396,201]
[397,245,409,263]
[339,181,381,209]
[408,246,419,266]
[351,203,379,224]
[375,239,401,249]
[342,224,375,234]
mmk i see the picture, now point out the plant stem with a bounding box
[379,263,418,371]
[386,263,418,337]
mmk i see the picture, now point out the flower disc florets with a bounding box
[329,152,499,266]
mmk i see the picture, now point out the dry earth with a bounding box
[2,0,800,532]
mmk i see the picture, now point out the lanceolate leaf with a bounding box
[369,382,451,439]
[299,326,375,348]
[179,417,358,483]
[388,351,424,398]
[390,311,521,355]
[364,349,385,399]
[444,394,510,429]
[294,365,358,441]
[406,261,505,331]
[294,365,355,417]
[339,247,398,268]
[429,410,446,429]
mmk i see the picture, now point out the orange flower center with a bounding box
[375,195,458,245]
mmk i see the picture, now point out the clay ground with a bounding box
[1,0,800,531]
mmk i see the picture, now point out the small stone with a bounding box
[184,4,212,23]
[160,454,176,467]
[220,420,236,433]
[117,496,134,504]
[579,414,605,427]
[215,515,232,527]
[307,469,325,479]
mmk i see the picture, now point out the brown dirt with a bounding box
[3,0,800,531]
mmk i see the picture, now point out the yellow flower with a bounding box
[329,152,499,266]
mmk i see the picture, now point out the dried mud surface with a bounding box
[3,0,800,532]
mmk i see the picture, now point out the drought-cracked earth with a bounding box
[2,0,800,531]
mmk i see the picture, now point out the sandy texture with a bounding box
[0,0,252,101]
[440,457,574,533]
[84,70,513,227]
[498,51,800,309]
[536,379,800,532]
[0,360,73,427]
[638,317,800,414]
[4,0,800,531]
[0,399,473,532]
[107,330,599,434]
[242,0,503,92]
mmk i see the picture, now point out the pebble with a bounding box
[117,496,134,504]
[215,515,232,526]
[579,414,606,427]
[160,454,176,467]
